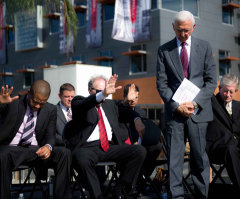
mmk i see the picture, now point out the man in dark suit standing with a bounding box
[156,10,217,198]
[65,74,146,199]
[206,74,240,190]
[56,83,75,146]
[0,80,71,199]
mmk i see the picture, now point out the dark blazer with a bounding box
[0,94,57,147]
[156,36,217,122]
[206,93,240,152]
[56,102,67,145]
[64,94,139,151]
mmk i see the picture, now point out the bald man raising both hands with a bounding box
[0,80,71,199]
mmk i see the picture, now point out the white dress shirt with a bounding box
[87,92,113,142]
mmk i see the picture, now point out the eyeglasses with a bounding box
[91,88,102,93]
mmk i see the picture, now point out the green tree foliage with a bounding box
[2,0,77,38]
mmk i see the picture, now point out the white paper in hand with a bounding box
[172,78,200,103]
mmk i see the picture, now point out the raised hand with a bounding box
[125,84,137,103]
[0,85,19,105]
[102,74,122,97]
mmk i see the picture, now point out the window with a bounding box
[130,44,147,74]
[161,0,198,16]
[72,55,85,63]
[50,18,60,34]
[222,0,233,24]
[104,4,115,21]
[151,0,158,9]
[24,72,34,88]
[7,29,14,44]
[1,67,13,86]
[219,50,231,76]
[77,12,86,27]
[99,50,113,67]
[76,0,86,27]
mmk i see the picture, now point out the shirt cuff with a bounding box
[96,91,106,102]
[45,144,52,151]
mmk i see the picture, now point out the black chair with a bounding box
[210,163,227,184]
[12,165,47,199]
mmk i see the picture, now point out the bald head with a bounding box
[28,80,51,111]
[30,80,51,98]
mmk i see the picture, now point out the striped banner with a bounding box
[86,0,102,48]
[112,0,151,43]
[0,2,6,64]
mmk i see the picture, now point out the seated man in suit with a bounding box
[118,84,162,179]
[206,74,240,190]
[65,74,147,199]
[56,83,75,146]
[0,80,72,199]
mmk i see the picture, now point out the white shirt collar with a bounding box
[176,36,191,47]
[59,101,69,112]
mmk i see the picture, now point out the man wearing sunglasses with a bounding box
[64,74,146,199]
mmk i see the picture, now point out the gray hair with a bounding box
[173,10,195,26]
[88,75,108,89]
[220,74,239,91]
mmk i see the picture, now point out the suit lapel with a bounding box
[57,103,67,124]
[214,94,232,130]
[189,37,199,80]
[101,102,114,127]
[35,106,48,133]
[169,38,185,80]
[14,96,27,134]
[232,100,239,121]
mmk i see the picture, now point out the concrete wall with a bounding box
[43,64,112,104]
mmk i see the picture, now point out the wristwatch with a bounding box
[192,101,198,109]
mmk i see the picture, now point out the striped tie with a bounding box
[96,105,109,152]
[67,108,72,121]
[19,111,34,146]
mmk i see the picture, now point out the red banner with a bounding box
[91,0,97,30]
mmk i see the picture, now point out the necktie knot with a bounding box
[181,42,186,47]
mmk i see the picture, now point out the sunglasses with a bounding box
[91,88,102,93]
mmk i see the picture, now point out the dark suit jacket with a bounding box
[115,100,147,143]
[56,102,67,145]
[0,94,57,147]
[156,36,217,123]
[64,94,139,152]
[206,93,240,154]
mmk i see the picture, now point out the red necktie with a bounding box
[181,42,189,78]
[96,105,109,152]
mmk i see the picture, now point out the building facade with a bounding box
[0,0,240,122]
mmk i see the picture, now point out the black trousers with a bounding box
[0,145,72,199]
[208,137,240,189]
[143,141,162,177]
[72,141,146,199]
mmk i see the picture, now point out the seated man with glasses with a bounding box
[64,74,147,199]
[0,80,72,199]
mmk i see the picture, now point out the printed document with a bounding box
[172,78,200,103]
